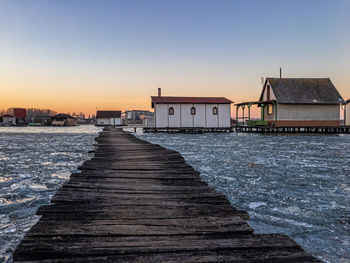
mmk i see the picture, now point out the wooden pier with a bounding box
[13,127,319,262]
[142,125,350,134]
[143,127,232,133]
[235,125,350,134]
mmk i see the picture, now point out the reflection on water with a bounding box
[138,132,350,263]
[0,125,101,263]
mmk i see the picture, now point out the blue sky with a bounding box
[0,0,349,113]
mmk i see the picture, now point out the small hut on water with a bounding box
[96,111,122,126]
[151,88,232,129]
[236,78,344,127]
[51,114,76,126]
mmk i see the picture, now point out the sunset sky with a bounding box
[0,0,349,115]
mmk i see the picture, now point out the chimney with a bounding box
[280,67,282,79]
[158,88,161,97]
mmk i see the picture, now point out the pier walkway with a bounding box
[14,128,319,262]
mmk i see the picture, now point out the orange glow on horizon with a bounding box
[1,77,348,117]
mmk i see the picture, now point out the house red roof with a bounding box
[151,96,233,106]
[13,108,26,118]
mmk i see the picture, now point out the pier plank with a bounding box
[13,127,320,262]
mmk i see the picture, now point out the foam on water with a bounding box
[0,125,101,263]
[138,132,350,263]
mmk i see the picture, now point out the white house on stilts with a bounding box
[151,89,232,130]
[236,78,344,127]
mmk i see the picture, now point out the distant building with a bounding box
[96,111,121,126]
[8,108,27,124]
[151,88,232,128]
[76,118,94,125]
[141,114,154,127]
[123,110,154,125]
[25,108,57,123]
[51,114,76,126]
[345,99,350,126]
[32,116,52,126]
[1,114,16,125]
[258,78,344,127]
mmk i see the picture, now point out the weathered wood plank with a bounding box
[15,234,304,258]
[14,248,319,263]
[38,209,251,221]
[25,219,253,237]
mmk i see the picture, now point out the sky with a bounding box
[0,0,349,115]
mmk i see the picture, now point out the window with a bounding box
[191,107,196,115]
[169,107,174,115]
[267,85,271,101]
[267,104,273,115]
[213,107,218,115]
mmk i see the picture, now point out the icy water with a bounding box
[0,126,101,263]
[1,127,349,263]
[138,132,350,263]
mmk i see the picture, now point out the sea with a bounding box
[0,126,349,262]
[0,126,101,263]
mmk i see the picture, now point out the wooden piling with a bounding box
[13,127,320,262]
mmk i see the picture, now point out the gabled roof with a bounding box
[346,99,350,105]
[151,96,232,105]
[52,113,75,119]
[2,114,14,118]
[260,78,344,105]
[96,111,121,118]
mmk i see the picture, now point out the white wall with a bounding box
[218,104,231,127]
[154,103,231,128]
[168,104,181,127]
[346,103,350,126]
[155,104,168,127]
[206,104,218,128]
[193,104,206,127]
[277,104,340,120]
[97,118,121,125]
[180,104,193,127]
[97,118,110,125]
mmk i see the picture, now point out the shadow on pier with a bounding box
[13,127,319,262]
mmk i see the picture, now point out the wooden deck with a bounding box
[142,125,350,134]
[143,127,232,133]
[13,127,319,262]
[235,125,350,134]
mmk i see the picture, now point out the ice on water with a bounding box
[1,126,349,263]
[0,126,101,263]
[138,132,350,263]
